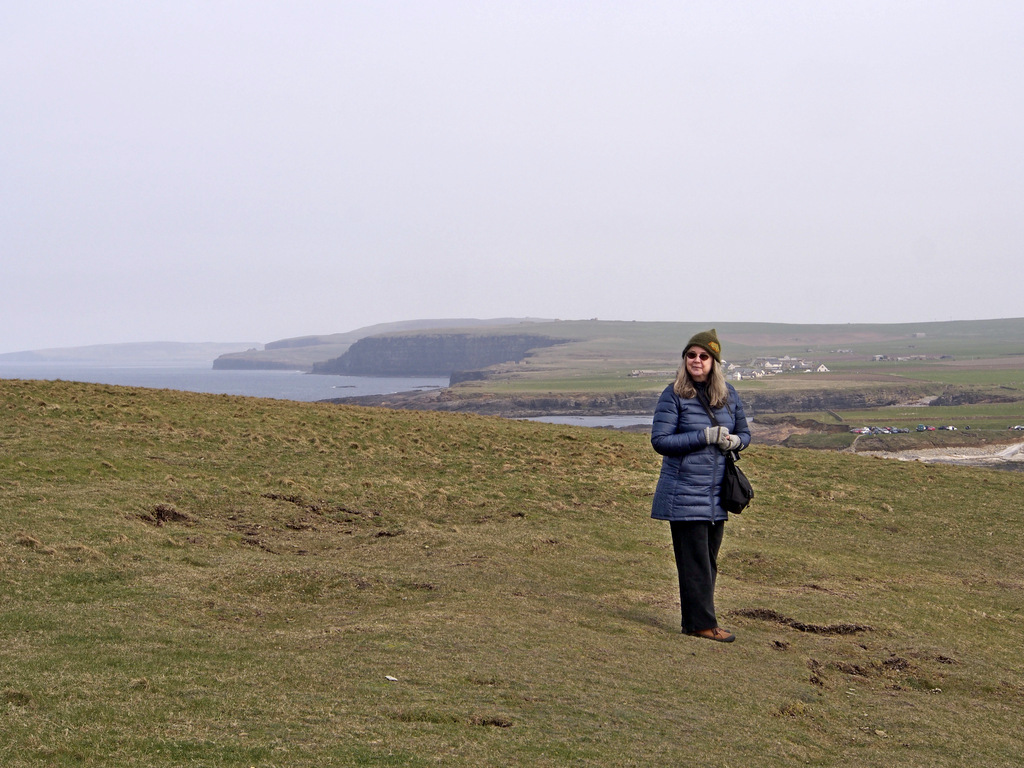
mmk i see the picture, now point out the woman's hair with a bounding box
[673,355,729,408]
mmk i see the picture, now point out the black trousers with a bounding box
[670,520,725,633]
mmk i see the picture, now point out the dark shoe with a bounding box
[688,627,736,643]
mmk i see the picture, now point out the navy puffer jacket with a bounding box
[650,382,751,522]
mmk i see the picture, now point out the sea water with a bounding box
[0,363,652,428]
[0,363,448,403]
[521,414,650,428]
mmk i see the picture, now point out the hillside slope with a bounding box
[2,379,1022,766]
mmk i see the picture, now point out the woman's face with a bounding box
[685,346,713,382]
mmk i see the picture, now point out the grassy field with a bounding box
[365,317,1024,365]
[2,379,1023,767]
[779,402,1024,426]
[763,400,1024,451]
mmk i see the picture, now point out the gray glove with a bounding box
[703,426,726,445]
[719,434,742,452]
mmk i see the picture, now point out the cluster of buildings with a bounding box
[871,354,950,362]
[726,356,829,381]
[629,355,830,382]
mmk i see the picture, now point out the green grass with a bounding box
[781,432,859,450]
[2,379,1023,767]
[825,363,1024,387]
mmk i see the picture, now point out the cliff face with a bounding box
[324,384,944,418]
[212,337,355,370]
[212,320,538,371]
[312,334,567,376]
[741,387,927,414]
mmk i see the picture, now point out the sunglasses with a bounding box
[686,351,711,361]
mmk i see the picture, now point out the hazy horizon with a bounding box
[4,2,1023,355]
[4,314,1024,359]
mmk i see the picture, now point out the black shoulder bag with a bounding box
[695,389,754,513]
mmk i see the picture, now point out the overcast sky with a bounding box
[3,1,1023,353]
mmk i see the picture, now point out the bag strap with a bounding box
[696,387,743,462]
[694,387,720,427]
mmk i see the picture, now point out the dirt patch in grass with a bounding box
[731,607,873,635]
[138,503,197,526]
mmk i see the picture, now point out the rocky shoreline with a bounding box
[321,388,660,418]
[320,382,952,419]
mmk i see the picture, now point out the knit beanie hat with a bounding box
[683,328,722,363]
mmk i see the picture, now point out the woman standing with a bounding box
[651,329,750,642]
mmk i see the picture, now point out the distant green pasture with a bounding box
[784,402,1024,431]
[847,402,1023,424]
[895,368,1024,386]
[823,358,1024,387]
